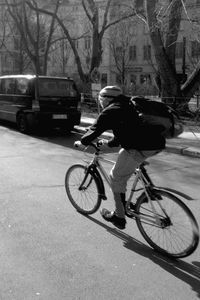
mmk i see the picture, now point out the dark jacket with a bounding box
[81,95,165,150]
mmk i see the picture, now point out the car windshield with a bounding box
[38,78,78,97]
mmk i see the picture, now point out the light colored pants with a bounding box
[110,148,161,218]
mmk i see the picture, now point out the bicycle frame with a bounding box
[82,146,165,226]
[67,142,199,258]
[93,155,113,187]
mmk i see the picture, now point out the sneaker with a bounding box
[100,208,126,229]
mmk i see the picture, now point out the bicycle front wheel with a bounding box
[135,189,199,258]
[65,164,102,215]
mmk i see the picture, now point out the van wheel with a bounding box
[60,124,74,133]
[17,114,29,133]
[67,124,74,132]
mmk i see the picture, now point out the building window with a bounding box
[110,4,121,19]
[143,45,151,60]
[130,74,137,84]
[14,38,20,50]
[84,36,91,50]
[191,41,200,57]
[176,42,183,59]
[129,26,137,36]
[1,53,14,73]
[85,56,90,65]
[101,73,107,85]
[180,21,184,31]
[116,46,122,59]
[140,74,151,84]
[129,45,136,61]
[72,6,78,11]
[116,74,121,84]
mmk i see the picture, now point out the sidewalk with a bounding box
[75,116,200,159]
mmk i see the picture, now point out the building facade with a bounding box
[0,0,200,95]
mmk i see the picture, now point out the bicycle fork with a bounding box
[78,165,93,191]
[78,163,107,200]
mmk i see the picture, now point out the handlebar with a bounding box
[74,140,102,152]
[89,142,101,151]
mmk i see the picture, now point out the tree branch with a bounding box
[165,0,183,65]
[81,0,93,23]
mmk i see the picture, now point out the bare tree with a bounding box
[109,20,135,91]
[134,0,200,109]
[1,9,32,73]
[0,3,7,49]
[49,34,71,76]
[26,0,136,83]
[5,0,60,75]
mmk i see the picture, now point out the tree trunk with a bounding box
[145,0,182,107]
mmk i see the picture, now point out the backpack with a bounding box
[130,96,184,139]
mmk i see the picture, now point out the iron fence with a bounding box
[80,93,200,115]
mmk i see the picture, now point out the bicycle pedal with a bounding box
[125,204,136,218]
[125,211,135,219]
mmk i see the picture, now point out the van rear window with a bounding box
[1,78,16,94]
[38,79,78,97]
[16,78,31,95]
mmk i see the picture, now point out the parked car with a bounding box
[0,74,81,133]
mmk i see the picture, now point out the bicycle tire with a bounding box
[65,164,102,215]
[135,189,199,258]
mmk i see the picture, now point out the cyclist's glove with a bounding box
[74,141,85,150]
[97,139,108,147]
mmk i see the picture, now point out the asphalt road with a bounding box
[0,122,200,300]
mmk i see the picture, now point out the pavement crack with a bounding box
[0,184,64,196]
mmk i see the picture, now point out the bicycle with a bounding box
[65,141,199,259]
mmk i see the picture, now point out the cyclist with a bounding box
[76,86,165,229]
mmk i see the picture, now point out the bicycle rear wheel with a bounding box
[65,164,102,215]
[135,189,199,258]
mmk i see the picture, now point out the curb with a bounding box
[75,118,200,159]
[165,145,200,158]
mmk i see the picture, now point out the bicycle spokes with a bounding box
[135,190,199,258]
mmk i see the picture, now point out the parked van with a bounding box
[0,75,81,133]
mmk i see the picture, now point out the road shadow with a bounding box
[0,119,117,154]
[34,127,117,154]
[0,120,18,131]
[84,214,200,298]
[0,120,85,151]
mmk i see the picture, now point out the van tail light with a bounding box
[32,98,40,111]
